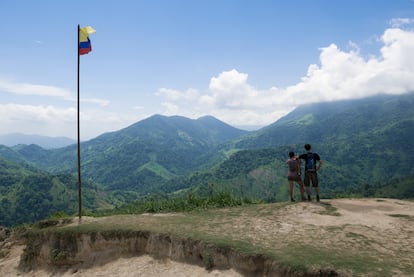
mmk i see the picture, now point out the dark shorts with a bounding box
[288,175,301,182]
[304,171,318,187]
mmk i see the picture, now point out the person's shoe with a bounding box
[290,198,295,202]
[307,195,311,201]
[316,195,320,202]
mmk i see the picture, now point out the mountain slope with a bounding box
[79,115,248,192]
[166,93,414,200]
[0,157,108,227]
[7,115,248,194]
[235,93,414,148]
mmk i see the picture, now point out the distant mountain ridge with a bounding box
[0,133,75,149]
[102,114,248,148]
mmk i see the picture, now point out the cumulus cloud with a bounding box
[156,26,414,128]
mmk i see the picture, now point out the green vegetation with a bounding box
[317,202,341,216]
[94,191,261,216]
[0,158,108,227]
[388,214,414,221]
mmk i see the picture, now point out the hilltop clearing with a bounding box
[1,198,413,276]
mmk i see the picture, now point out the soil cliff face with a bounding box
[19,230,304,276]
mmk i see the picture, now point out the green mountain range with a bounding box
[1,93,413,226]
[178,93,414,200]
[22,115,248,191]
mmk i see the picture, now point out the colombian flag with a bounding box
[79,26,96,55]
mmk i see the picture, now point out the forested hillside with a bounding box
[161,93,414,200]
[1,115,248,194]
[234,93,414,149]
[162,145,414,202]
[1,93,413,227]
[0,157,109,227]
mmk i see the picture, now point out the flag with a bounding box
[79,26,96,55]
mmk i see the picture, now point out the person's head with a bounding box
[304,143,311,151]
[289,151,295,158]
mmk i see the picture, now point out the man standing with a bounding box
[299,144,322,202]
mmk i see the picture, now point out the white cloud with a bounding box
[0,103,139,139]
[0,103,76,137]
[389,18,414,28]
[156,88,200,102]
[209,69,258,109]
[161,102,180,115]
[0,78,110,107]
[156,27,414,128]
[0,78,72,99]
[81,97,110,107]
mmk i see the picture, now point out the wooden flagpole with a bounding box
[77,24,82,224]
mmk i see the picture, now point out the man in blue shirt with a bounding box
[299,144,322,202]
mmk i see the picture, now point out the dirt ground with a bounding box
[1,198,413,276]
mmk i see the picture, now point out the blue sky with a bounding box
[1,0,414,139]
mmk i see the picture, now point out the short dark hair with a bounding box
[304,144,311,151]
[289,151,295,158]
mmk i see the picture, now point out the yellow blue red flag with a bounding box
[79,26,96,55]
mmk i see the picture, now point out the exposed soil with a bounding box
[1,198,413,276]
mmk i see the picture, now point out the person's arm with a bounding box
[317,160,322,171]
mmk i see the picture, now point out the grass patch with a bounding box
[276,244,395,276]
[345,232,368,240]
[324,226,343,232]
[388,214,414,221]
[94,191,260,216]
[317,202,341,216]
